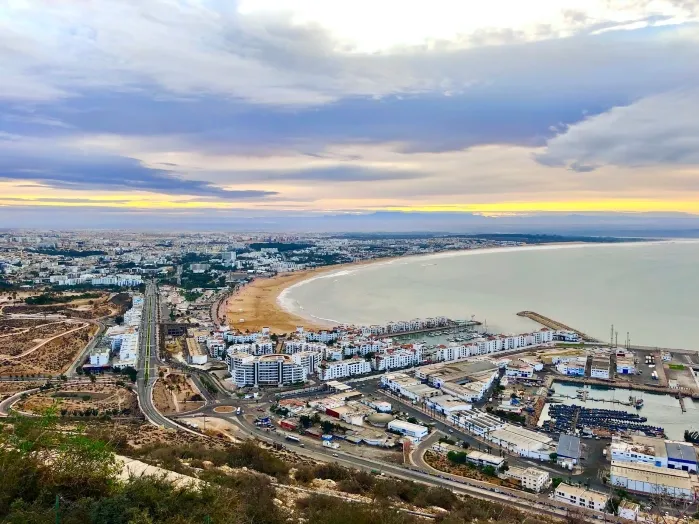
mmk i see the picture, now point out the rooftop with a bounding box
[665,442,698,464]
[557,434,582,460]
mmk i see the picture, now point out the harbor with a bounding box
[538,382,698,440]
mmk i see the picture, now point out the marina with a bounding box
[538,382,698,440]
[541,404,665,438]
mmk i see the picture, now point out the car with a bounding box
[448,429,454,433]
[332,453,338,457]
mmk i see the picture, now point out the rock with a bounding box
[201,460,214,470]
[273,498,283,507]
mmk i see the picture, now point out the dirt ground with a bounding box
[16,382,138,416]
[153,373,205,414]
[0,323,98,376]
[0,320,85,357]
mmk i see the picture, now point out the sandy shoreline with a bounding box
[226,240,676,334]
[226,259,394,333]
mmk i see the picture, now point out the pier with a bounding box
[551,376,699,400]
[516,311,601,342]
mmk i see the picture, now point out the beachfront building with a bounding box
[319,357,371,381]
[290,351,321,376]
[372,347,422,371]
[228,353,307,387]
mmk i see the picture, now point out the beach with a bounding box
[226,266,346,333]
[226,255,408,333]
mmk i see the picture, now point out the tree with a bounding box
[299,415,313,429]
[552,477,564,489]
[89,374,97,384]
[407,417,418,424]
[321,420,335,434]
[549,452,558,462]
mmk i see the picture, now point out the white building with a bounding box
[228,354,307,387]
[387,419,428,440]
[556,357,587,376]
[111,332,139,369]
[425,394,471,415]
[503,466,551,493]
[610,461,695,500]
[291,351,321,376]
[618,499,640,522]
[505,362,534,379]
[319,358,371,380]
[372,348,422,371]
[590,355,611,379]
[553,483,609,512]
[610,437,668,468]
[89,349,110,367]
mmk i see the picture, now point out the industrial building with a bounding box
[610,461,696,500]
[557,434,582,465]
[387,419,428,440]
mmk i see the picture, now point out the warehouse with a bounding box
[610,461,695,500]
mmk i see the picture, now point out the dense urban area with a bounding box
[0,230,697,524]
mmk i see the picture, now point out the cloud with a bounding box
[536,89,699,169]
[0,139,278,200]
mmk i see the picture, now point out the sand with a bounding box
[226,267,341,334]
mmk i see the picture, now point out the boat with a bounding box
[635,398,644,409]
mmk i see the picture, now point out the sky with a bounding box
[1,0,699,229]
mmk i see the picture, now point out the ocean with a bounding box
[280,241,699,350]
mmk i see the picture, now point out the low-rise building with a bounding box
[387,419,428,441]
[555,357,586,376]
[590,355,611,379]
[505,362,535,379]
[610,461,695,500]
[557,434,582,465]
[553,483,609,512]
[504,466,551,492]
[610,436,668,468]
[666,441,698,473]
[617,499,640,522]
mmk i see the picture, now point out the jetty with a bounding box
[517,311,601,342]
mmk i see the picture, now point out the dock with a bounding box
[552,376,699,400]
[516,311,601,342]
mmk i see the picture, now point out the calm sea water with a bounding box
[281,241,699,350]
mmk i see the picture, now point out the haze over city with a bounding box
[1,0,698,231]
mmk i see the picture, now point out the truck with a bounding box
[322,440,340,450]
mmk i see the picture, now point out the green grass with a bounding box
[669,364,686,370]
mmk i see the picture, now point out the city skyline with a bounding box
[1,1,698,227]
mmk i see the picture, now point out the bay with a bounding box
[281,241,699,350]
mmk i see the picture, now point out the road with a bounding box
[136,281,181,431]
[203,411,622,523]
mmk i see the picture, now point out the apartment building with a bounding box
[503,466,551,492]
[372,347,422,371]
[290,351,321,376]
[319,358,371,381]
[228,354,307,387]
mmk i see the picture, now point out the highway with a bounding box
[136,281,181,430]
